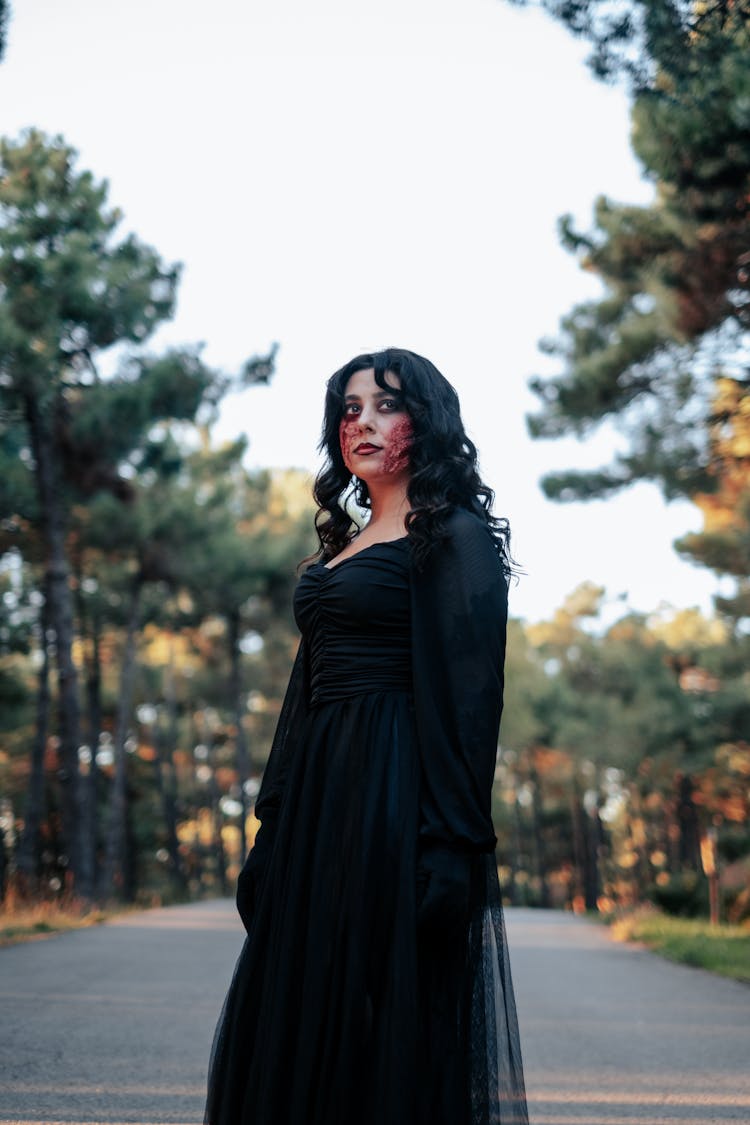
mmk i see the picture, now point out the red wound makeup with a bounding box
[338,412,414,477]
[339,416,361,475]
[381,414,414,474]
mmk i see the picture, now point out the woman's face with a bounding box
[338,368,414,483]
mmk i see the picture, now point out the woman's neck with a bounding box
[365,478,410,535]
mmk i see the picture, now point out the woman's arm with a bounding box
[236,638,308,932]
[410,508,508,926]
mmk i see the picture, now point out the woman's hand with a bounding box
[236,856,260,932]
[416,844,471,938]
[236,810,278,932]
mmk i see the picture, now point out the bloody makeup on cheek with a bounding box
[381,415,414,474]
[339,417,360,475]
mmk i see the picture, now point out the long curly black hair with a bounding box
[310,347,513,575]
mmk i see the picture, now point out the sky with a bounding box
[0,0,721,623]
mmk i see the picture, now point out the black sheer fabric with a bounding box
[204,509,528,1125]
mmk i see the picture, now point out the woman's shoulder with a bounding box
[413,506,501,573]
[441,507,500,559]
[411,508,507,606]
[443,506,491,538]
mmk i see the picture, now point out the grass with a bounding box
[610,907,750,984]
[0,896,114,947]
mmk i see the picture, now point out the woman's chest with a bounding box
[294,551,410,641]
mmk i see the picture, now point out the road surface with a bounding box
[0,901,748,1124]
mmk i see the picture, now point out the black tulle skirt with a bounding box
[204,687,527,1125]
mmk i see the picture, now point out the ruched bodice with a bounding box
[295,540,411,706]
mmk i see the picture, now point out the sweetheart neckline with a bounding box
[314,536,409,573]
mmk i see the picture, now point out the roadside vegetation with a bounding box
[0,894,113,947]
[609,908,750,985]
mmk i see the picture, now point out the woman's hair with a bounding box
[311,347,513,575]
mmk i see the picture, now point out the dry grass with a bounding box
[0,893,117,947]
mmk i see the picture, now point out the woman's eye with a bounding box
[380,399,399,411]
[343,404,360,417]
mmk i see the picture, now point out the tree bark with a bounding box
[16,577,52,894]
[227,609,251,862]
[73,561,102,901]
[529,765,550,908]
[510,789,525,906]
[585,803,602,911]
[677,773,701,871]
[570,782,587,910]
[23,392,84,891]
[84,607,103,894]
[208,739,229,896]
[101,577,142,900]
[156,650,187,897]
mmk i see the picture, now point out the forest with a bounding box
[0,0,748,926]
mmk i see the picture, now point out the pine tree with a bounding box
[517,2,750,601]
[0,130,274,896]
[0,1,9,61]
[525,2,749,489]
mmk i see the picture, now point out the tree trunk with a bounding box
[511,790,525,906]
[101,577,142,900]
[529,765,550,908]
[84,607,103,894]
[0,831,8,904]
[677,773,701,871]
[208,739,229,896]
[16,577,52,894]
[73,560,101,902]
[585,803,602,911]
[156,650,187,897]
[570,783,587,910]
[23,392,84,890]
[227,609,250,862]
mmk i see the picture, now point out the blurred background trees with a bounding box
[521,0,750,602]
[497,0,750,920]
[0,130,294,904]
[1,0,748,922]
[499,588,749,921]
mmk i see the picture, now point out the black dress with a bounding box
[204,509,528,1125]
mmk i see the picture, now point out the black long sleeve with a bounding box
[410,508,507,854]
[236,639,309,932]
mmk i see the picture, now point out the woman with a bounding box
[204,348,528,1125]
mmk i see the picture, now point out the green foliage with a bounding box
[648,870,708,917]
[521,1,750,562]
[0,2,9,62]
[0,131,277,536]
[675,497,750,580]
[0,562,39,762]
[613,908,750,983]
[500,619,550,753]
[67,351,213,475]
[0,129,277,896]
[527,1,750,90]
[0,131,179,391]
[0,408,38,532]
[500,584,750,914]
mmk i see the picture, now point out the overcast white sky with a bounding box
[0,0,720,622]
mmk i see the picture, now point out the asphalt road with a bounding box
[507,909,750,1125]
[0,900,748,1125]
